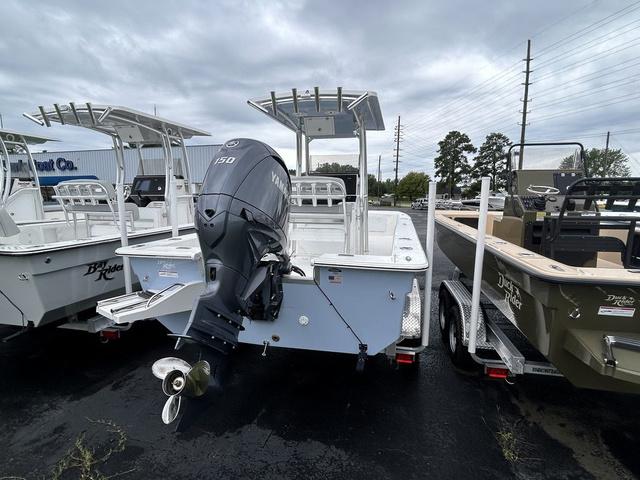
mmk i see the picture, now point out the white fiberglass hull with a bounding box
[0,226,194,329]
[98,211,427,355]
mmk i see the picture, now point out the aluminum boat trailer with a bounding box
[438,271,561,380]
[414,179,561,383]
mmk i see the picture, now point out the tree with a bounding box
[383,178,394,195]
[314,162,358,173]
[473,132,511,190]
[559,147,631,177]
[434,131,476,197]
[397,171,430,200]
[368,174,378,197]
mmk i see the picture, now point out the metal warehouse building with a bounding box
[8,144,222,186]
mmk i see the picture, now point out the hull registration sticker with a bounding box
[598,306,635,317]
[159,270,179,278]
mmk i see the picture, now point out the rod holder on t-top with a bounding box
[247,88,385,254]
[24,103,210,292]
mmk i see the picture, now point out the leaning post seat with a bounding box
[52,179,139,238]
[542,177,640,268]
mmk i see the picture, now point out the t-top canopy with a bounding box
[248,88,385,139]
[24,103,210,145]
[0,128,56,152]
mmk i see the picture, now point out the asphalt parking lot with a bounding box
[1,207,639,480]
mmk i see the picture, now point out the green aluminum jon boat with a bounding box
[436,143,640,394]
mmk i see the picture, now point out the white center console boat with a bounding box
[96,89,429,423]
[0,104,209,332]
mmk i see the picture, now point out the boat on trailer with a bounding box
[96,88,429,423]
[436,142,640,394]
[0,104,208,333]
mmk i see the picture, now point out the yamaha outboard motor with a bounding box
[153,138,292,426]
[187,138,291,353]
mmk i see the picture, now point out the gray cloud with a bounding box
[1,0,638,177]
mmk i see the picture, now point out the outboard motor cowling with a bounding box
[185,138,291,355]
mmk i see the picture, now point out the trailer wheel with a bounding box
[438,289,450,343]
[444,305,474,369]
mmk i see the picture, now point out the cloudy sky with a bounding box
[1,0,639,178]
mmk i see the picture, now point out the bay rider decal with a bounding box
[84,261,124,281]
[497,272,523,310]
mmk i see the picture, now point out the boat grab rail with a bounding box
[53,179,138,237]
[290,177,348,224]
[146,283,185,309]
[289,176,350,253]
[290,176,347,207]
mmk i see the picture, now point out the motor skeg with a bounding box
[185,138,291,355]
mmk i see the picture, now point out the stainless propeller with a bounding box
[152,357,211,425]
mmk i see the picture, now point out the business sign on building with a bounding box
[33,157,78,172]
[9,144,221,184]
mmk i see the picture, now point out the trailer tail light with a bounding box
[100,329,121,341]
[396,353,415,365]
[486,366,509,379]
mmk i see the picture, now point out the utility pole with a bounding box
[604,130,610,163]
[393,115,402,206]
[153,104,157,116]
[377,154,382,198]
[518,39,532,168]
[0,112,3,129]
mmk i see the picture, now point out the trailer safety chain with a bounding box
[356,343,368,372]
[313,280,364,346]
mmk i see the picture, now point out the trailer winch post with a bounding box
[422,181,437,347]
[468,177,490,353]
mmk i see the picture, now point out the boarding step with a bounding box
[58,314,115,334]
[96,281,204,325]
[401,279,421,339]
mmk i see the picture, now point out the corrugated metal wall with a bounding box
[8,144,221,183]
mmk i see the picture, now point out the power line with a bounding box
[535,36,640,83]
[535,0,640,57]
[534,63,640,96]
[403,62,523,129]
[534,76,640,109]
[535,18,640,71]
[403,83,522,137]
[532,92,640,122]
[404,0,609,131]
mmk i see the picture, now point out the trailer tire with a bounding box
[438,289,450,343]
[445,305,474,369]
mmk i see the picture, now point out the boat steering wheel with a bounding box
[526,185,560,196]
